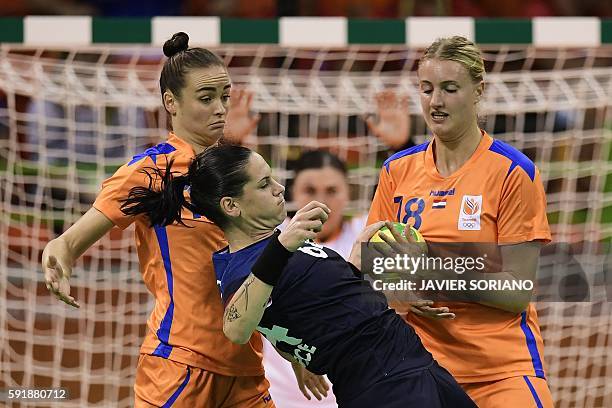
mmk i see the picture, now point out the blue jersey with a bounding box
[213,238,433,401]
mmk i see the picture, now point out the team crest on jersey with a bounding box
[458,195,482,231]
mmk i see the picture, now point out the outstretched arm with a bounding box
[42,207,115,308]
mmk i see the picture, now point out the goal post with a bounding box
[0,17,611,407]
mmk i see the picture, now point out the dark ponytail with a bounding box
[121,145,253,229]
[121,160,192,227]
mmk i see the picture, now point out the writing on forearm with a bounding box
[225,304,241,322]
[223,273,274,344]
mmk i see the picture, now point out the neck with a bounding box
[433,124,482,177]
[224,225,276,253]
[171,123,218,154]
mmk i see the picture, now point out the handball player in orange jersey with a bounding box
[41,32,322,407]
[367,36,553,407]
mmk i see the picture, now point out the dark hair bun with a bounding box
[163,32,189,57]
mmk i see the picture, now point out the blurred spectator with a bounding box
[186,0,276,17]
[452,0,555,17]
[82,0,181,16]
[1,0,611,17]
[0,0,95,15]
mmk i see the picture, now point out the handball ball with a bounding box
[369,222,425,243]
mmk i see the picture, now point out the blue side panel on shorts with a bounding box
[523,376,544,408]
[153,225,175,359]
[162,367,191,408]
[520,311,545,378]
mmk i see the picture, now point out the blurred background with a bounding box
[0,0,611,18]
[0,2,611,408]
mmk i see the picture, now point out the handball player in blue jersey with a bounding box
[121,144,475,408]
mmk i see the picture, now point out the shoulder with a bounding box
[383,141,429,173]
[486,139,537,182]
[126,141,179,167]
[289,242,345,267]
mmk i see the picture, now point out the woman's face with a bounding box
[417,58,483,141]
[291,166,349,241]
[168,65,231,146]
[231,153,287,231]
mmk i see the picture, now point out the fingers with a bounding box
[300,207,329,224]
[410,300,434,307]
[371,240,395,258]
[410,304,454,319]
[297,380,311,400]
[44,255,62,281]
[245,90,254,107]
[229,88,241,108]
[295,201,331,217]
[294,220,324,233]
[45,255,73,293]
[375,90,399,109]
[305,378,322,400]
[358,221,385,242]
[47,281,80,308]
[304,374,329,401]
[404,224,416,243]
[365,116,379,135]
[385,221,409,243]
[293,202,331,227]
[377,230,405,254]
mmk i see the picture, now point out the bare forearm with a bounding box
[417,242,539,313]
[223,274,273,344]
[457,269,532,313]
[419,267,533,313]
[272,343,298,364]
[43,207,114,274]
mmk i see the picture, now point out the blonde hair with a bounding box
[419,36,485,83]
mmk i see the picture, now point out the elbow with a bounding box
[223,323,251,345]
[503,293,532,314]
[504,301,530,314]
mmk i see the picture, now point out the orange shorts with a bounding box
[134,354,274,408]
[463,376,553,408]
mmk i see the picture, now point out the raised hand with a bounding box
[278,201,331,252]
[366,90,411,150]
[224,88,261,144]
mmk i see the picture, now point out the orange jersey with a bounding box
[367,131,551,383]
[94,133,263,376]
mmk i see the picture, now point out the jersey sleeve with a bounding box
[221,275,249,306]
[93,156,160,230]
[497,166,552,244]
[367,165,396,225]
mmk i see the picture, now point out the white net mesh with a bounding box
[0,44,610,407]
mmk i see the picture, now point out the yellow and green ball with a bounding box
[369,222,425,243]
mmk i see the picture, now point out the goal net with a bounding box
[0,44,610,407]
